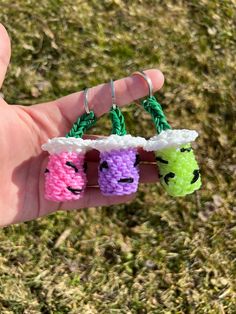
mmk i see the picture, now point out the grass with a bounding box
[0,0,235,313]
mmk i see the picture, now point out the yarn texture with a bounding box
[45,152,87,201]
[91,134,146,153]
[142,96,201,197]
[142,96,171,134]
[110,106,127,136]
[42,137,92,155]
[42,109,96,201]
[156,144,201,196]
[66,111,97,138]
[98,148,139,196]
[144,129,198,151]
[91,105,145,196]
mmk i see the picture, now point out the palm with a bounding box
[0,24,164,226]
[0,100,50,224]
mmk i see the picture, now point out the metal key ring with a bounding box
[83,88,90,114]
[110,79,117,109]
[132,71,153,98]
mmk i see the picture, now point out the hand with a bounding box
[0,24,164,226]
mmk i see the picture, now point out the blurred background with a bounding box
[0,0,235,313]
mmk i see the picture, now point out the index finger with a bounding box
[0,24,11,89]
[53,69,164,123]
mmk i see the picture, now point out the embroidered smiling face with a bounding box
[98,148,140,196]
[156,144,201,196]
[44,151,87,201]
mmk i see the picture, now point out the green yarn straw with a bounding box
[66,102,126,138]
[110,105,127,136]
[66,111,97,138]
[142,96,171,133]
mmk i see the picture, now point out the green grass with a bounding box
[0,0,235,313]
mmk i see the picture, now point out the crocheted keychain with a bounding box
[91,79,146,196]
[133,71,201,197]
[41,89,97,201]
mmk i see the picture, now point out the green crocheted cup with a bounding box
[156,144,201,196]
[142,96,201,197]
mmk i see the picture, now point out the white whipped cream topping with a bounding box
[90,134,147,152]
[144,129,199,151]
[41,137,93,154]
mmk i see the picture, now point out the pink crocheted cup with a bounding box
[44,151,87,201]
[42,137,92,202]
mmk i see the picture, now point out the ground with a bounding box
[0,0,235,313]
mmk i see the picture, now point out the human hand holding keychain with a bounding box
[0,23,164,226]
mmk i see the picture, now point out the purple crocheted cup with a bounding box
[44,151,87,201]
[98,148,140,196]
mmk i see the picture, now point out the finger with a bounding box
[139,163,159,183]
[59,187,135,211]
[0,24,11,89]
[36,69,164,131]
[58,68,164,119]
[86,161,98,184]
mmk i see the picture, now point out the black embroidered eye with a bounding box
[83,162,88,173]
[156,156,168,164]
[180,147,192,153]
[134,154,140,167]
[44,168,49,173]
[66,161,78,173]
[99,161,109,171]
[164,172,175,185]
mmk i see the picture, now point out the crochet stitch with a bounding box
[142,95,201,197]
[144,129,199,151]
[91,106,146,196]
[42,137,92,154]
[91,134,146,153]
[44,151,87,201]
[42,111,96,202]
[155,144,201,196]
[98,148,140,196]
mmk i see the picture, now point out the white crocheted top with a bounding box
[41,137,93,154]
[144,129,198,151]
[90,134,147,152]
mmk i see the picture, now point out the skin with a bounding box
[0,24,163,227]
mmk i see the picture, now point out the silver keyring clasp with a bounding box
[132,71,153,98]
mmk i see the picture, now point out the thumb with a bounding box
[0,24,11,89]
